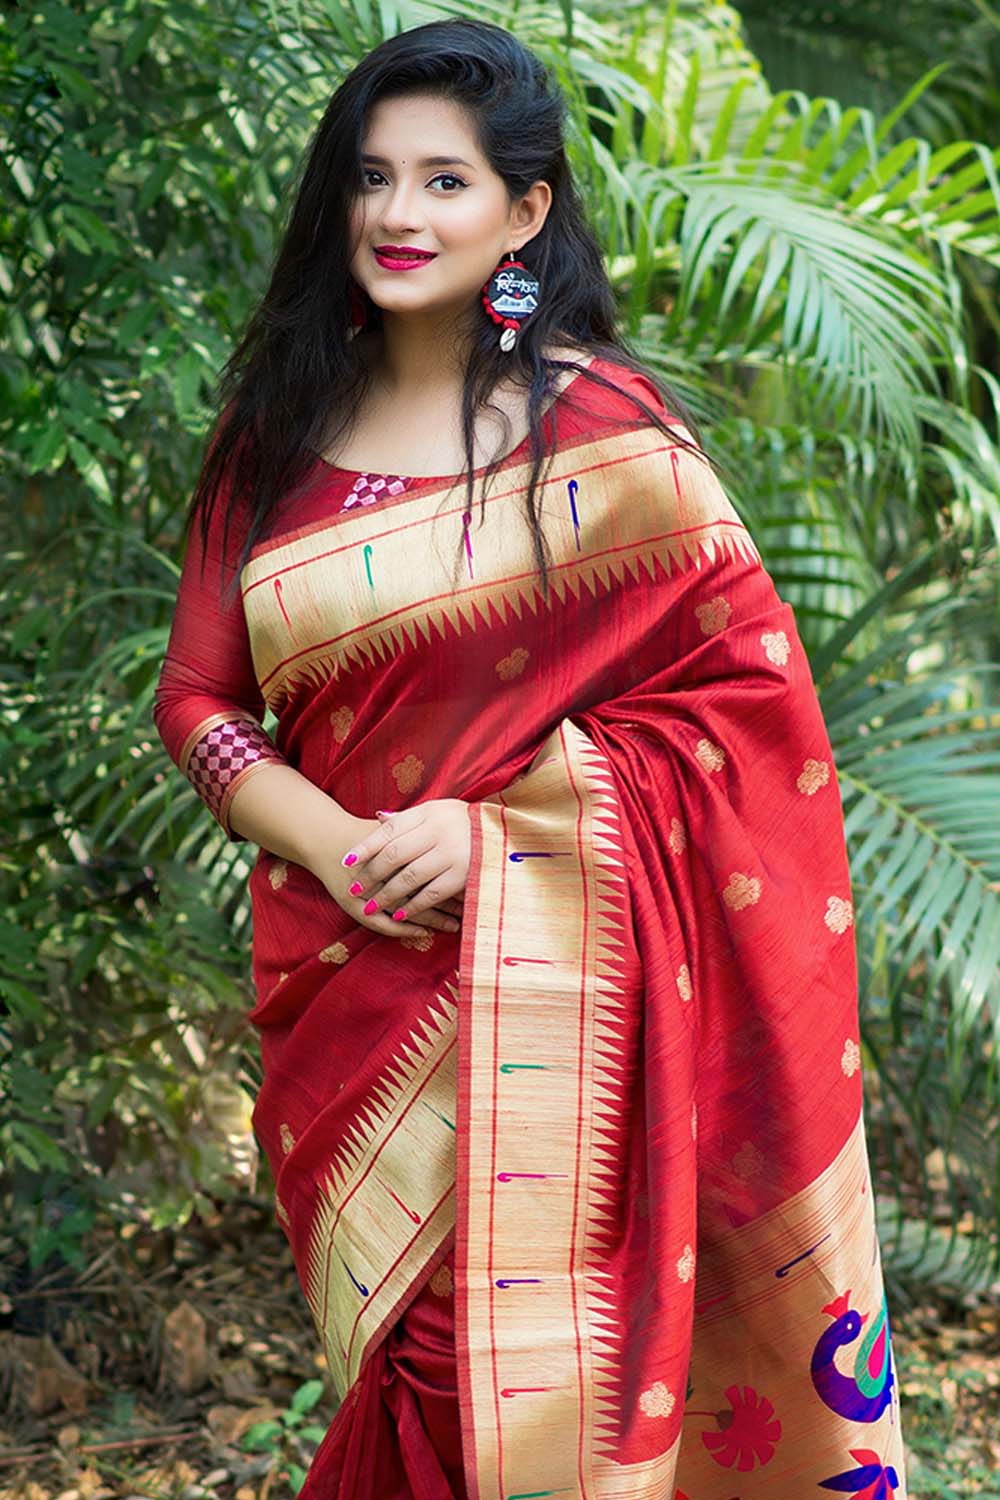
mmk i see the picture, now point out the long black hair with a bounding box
[189,17,714,606]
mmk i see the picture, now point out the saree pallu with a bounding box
[237,379,906,1499]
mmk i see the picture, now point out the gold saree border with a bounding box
[456,724,906,1499]
[456,716,651,1500]
[303,980,459,1404]
[238,425,758,713]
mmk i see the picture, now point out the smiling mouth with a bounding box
[373,248,437,263]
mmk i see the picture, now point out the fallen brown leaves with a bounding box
[0,1199,334,1499]
[2,1196,998,1498]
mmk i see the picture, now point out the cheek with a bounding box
[439,202,506,254]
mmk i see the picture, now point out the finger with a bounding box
[360,907,459,938]
[363,825,437,887]
[340,813,416,871]
[363,855,452,921]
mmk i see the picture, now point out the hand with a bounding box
[339,799,471,940]
[308,804,470,942]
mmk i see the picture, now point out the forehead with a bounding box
[361,92,481,157]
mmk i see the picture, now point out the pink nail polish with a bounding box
[363,898,379,915]
[349,880,364,896]
[392,908,407,922]
[342,852,358,867]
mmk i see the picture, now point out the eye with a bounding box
[361,168,467,192]
[431,173,467,192]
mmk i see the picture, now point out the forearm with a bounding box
[227,761,362,873]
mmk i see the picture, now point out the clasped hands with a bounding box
[331,798,471,940]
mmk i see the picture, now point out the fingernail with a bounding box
[392,908,407,921]
[342,852,358,867]
[363,899,379,915]
[348,880,364,896]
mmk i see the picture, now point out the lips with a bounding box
[375,246,435,259]
[373,246,437,269]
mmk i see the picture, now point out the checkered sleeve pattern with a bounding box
[185,717,287,840]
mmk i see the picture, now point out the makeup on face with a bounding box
[373,246,439,271]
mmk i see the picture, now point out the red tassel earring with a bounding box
[480,250,540,353]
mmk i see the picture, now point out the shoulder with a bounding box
[552,351,697,451]
[570,354,681,426]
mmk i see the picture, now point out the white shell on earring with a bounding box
[500,326,517,352]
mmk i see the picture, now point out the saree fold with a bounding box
[162,360,904,1499]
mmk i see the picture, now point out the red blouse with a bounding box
[152,359,666,839]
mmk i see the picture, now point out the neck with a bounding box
[366,303,479,397]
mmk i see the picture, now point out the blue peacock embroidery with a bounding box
[811,1289,894,1422]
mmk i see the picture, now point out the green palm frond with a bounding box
[809,557,1000,1268]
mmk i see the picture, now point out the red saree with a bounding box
[154,357,907,1499]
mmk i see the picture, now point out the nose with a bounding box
[376,176,424,235]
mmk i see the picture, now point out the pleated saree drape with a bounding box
[154,358,906,1500]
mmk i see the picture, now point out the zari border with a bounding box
[454,722,905,1500]
[239,425,759,712]
[303,981,459,1405]
[456,716,648,1500]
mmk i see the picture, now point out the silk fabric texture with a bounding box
[153,359,906,1500]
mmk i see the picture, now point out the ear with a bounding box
[512,179,552,244]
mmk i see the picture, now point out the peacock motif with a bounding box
[810,1289,894,1422]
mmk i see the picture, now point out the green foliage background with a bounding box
[2,0,999,1291]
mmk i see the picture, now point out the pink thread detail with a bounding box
[185,719,284,826]
[341,473,412,509]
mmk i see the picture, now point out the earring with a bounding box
[480,250,541,353]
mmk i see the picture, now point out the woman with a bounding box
[153,18,907,1500]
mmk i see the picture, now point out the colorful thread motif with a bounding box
[698,1384,782,1471]
[273,576,293,631]
[463,511,475,579]
[380,1180,421,1224]
[775,1232,831,1278]
[335,1245,369,1298]
[341,473,411,509]
[819,1448,901,1498]
[506,1490,576,1499]
[567,478,582,550]
[496,1172,569,1182]
[811,1290,894,1422]
[421,1100,455,1131]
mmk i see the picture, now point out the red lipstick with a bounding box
[373,245,437,271]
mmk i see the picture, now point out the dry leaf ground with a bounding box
[1,1197,998,1497]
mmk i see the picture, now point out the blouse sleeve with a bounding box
[152,462,288,841]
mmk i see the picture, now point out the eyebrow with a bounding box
[361,154,475,169]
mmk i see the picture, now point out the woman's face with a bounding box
[347,92,550,335]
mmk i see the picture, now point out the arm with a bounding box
[151,465,362,859]
[225,758,367,868]
[151,456,460,936]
